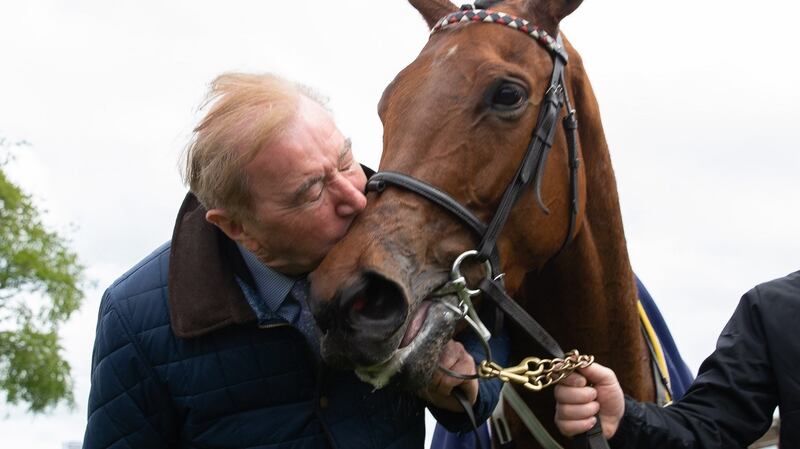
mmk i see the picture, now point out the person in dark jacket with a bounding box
[553,270,800,448]
[83,72,505,449]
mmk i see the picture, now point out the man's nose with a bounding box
[334,176,367,216]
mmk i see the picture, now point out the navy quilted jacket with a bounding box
[83,194,503,449]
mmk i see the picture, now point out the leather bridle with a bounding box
[366,5,608,449]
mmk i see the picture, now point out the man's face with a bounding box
[239,96,367,274]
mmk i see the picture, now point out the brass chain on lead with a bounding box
[478,349,595,391]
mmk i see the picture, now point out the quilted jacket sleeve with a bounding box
[83,289,178,449]
[428,323,509,433]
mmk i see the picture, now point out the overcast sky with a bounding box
[1,0,798,447]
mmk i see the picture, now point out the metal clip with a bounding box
[450,250,493,341]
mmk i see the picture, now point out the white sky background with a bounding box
[1,0,798,447]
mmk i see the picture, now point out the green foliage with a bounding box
[0,145,85,413]
[0,327,73,412]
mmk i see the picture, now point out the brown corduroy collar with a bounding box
[167,193,257,338]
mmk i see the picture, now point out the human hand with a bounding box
[418,340,479,413]
[554,362,625,439]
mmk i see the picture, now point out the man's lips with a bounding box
[399,301,432,348]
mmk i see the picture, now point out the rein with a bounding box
[366,5,607,449]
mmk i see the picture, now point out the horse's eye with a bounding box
[491,82,527,108]
[486,80,528,120]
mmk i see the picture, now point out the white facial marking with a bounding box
[435,44,459,66]
[445,44,459,59]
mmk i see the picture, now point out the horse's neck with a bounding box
[521,224,651,392]
[510,221,654,448]
[514,69,655,400]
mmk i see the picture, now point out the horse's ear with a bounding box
[525,0,583,36]
[408,0,459,29]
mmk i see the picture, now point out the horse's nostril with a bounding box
[350,296,367,313]
[351,286,396,321]
[340,273,407,334]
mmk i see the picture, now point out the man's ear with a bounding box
[206,208,259,251]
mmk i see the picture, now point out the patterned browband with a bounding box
[430,5,566,60]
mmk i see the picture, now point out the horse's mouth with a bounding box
[399,300,433,348]
[354,295,461,389]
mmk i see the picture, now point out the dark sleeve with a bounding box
[428,323,510,432]
[609,286,779,449]
[83,290,178,449]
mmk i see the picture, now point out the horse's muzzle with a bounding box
[313,272,409,367]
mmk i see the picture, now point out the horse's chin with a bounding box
[352,297,460,391]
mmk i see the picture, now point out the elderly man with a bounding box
[83,73,503,448]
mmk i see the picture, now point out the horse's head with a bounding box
[309,0,587,390]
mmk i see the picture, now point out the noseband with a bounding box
[366,6,607,449]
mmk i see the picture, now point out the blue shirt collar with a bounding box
[237,244,295,314]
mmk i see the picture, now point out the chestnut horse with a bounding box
[310,0,656,446]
